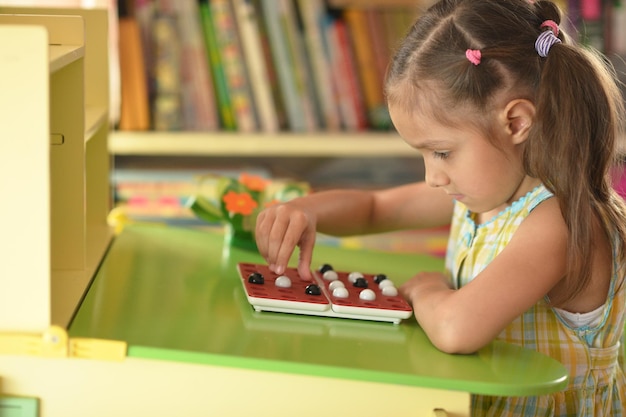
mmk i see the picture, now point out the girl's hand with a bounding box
[399,271,453,307]
[255,201,317,280]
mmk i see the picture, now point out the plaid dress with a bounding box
[445,185,626,416]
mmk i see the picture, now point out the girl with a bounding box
[255,0,626,414]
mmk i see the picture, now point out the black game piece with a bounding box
[353,277,368,288]
[305,284,322,295]
[248,272,265,284]
[374,274,388,284]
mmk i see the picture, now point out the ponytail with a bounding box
[525,38,626,304]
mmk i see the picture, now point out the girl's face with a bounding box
[390,103,533,218]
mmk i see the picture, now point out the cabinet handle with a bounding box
[432,409,448,417]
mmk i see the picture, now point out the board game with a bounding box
[237,262,413,324]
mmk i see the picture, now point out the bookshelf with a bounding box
[0,8,112,331]
[109,0,426,186]
[109,0,625,163]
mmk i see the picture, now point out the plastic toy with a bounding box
[237,262,413,324]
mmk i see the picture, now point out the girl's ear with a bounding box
[501,99,536,145]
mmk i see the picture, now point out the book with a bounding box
[324,14,368,131]
[173,0,220,130]
[259,0,317,131]
[231,0,280,132]
[297,0,341,131]
[381,8,411,56]
[117,13,150,130]
[565,0,582,36]
[281,0,320,131]
[344,8,390,129]
[134,0,157,122]
[151,12,184,131]
[365,9,392,91]
[199,0,237,130]
[579,0,605,51]
[112,167,270,223]
[210,0,258,132]
[251,0,288,130]
[610,1,626,54]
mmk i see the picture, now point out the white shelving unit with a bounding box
[0,8,112,331]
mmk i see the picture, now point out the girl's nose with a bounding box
[425,165,450,188]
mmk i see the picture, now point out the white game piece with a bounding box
[275,275,292,288]
[381,286,399,297]
[328,280,345,291]
[332,287,349,298]
[348,271,364,283]
[323,270,339,281]
[378,279,395,289]
[359,289,376,301]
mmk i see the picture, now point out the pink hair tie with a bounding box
[540,20,559,36]
[465,49,481,66]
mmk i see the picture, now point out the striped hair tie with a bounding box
[535,20,561,58]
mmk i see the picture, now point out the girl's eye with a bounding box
[433,151,450,160]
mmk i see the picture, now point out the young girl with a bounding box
[255,0,626,414]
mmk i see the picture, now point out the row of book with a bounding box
[117,0,416,133]
[117,0,626,134]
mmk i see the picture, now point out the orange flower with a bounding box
[239,173,268,192]
[223,191,258,216]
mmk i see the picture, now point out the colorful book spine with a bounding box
[174,0,219,130]
[579,0,605,51]
[610,1,626,54]
[278,0,319,131]
[151,13,183,131]
[211,0,258,132]
[117,5,150,130]
[231,0,280,132]
[344,8,389,129]
[251,0,288,130]
[297,0,341,131]
[325,15,368,131]
[259,0,312,131]
[365,9,391,89]
[199,0,237,130]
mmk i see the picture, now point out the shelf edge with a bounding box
[109,131,421,158]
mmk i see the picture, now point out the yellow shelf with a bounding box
[85,106,108,140]
[49,44,84,73]
[109,131,421,158]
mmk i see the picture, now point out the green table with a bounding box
[66,224,568,415]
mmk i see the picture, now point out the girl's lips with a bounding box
[448,193,464,201]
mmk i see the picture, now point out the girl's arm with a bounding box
[255,182,454,279]
[400,197,568,354]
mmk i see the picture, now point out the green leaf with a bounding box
[186,195,224,224]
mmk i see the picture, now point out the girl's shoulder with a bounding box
[452,184,556,230]
[525,184,554,212]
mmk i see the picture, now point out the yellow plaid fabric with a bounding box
[445,185,626,416]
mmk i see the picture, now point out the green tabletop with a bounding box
[69,224,568,396]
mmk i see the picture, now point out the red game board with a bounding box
[237,262,413,324]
